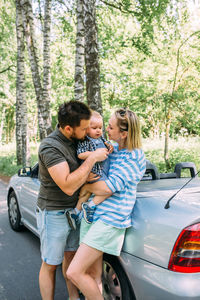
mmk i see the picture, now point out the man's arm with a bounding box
[78,151,91,160]
[48,148,108,196]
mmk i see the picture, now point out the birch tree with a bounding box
[0,108,6,145]
[84,0,103,114]
[74,0,85,101]
[16,0,30,166]
[43,0,52,126]
[20,0,52,140]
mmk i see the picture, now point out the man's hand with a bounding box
[90,148,109,162]
[47,148,108,197]
[87,172,100,182]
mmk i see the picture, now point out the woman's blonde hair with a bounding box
[115,109,142,151]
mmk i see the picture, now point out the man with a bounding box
[36,101,108,300]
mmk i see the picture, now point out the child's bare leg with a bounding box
[92,195,108,206]
[76,191,92,211]
[81,195,109,224]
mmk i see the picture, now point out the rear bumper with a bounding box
[120,252,200,300]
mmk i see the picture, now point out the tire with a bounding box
[8,191,23,231]
[102,254,135,300]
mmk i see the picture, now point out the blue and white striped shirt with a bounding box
[92,145,146,228]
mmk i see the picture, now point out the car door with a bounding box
[19,166,40,231]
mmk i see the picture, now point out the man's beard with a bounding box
[71,131,85,142]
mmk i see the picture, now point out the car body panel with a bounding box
[119,252,200,300]
[123,178,200,268]
[7,174,40,236]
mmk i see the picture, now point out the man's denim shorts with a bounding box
[36,206,80,265]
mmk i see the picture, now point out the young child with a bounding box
[66,111,113,230]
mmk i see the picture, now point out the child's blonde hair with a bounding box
[90,110,102,120]
[115,109,142,150]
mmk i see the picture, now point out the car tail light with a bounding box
[168,223,200,273]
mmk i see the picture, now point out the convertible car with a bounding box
[7,161,200,300]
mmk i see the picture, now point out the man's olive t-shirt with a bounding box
[37,126,80,210]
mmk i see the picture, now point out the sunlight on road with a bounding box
[0,222,5,250]
[0,180,8,215]
[0,203,7,214]
[0,200,7,214]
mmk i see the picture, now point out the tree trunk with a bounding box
[16,0,30,166]
[43,0,52,131]
[74,0,85,102]
[20,0,52,140]
[164,108,171,170]
[84,0,103,114]
[0,107,5,144]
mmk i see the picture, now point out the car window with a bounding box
[31,164,39,178]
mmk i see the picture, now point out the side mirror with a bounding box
[18,167,32,177]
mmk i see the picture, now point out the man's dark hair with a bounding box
[58,101,91,129]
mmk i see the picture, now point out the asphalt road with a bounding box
[0,180,69,300]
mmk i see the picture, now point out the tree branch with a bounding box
[172,30,200,96]
[100,0,135,15]
[0,65,16,74]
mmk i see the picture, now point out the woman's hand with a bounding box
[104,142,114,154]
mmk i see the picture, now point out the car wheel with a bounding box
[8,191,23,231]
[102,254,135,300]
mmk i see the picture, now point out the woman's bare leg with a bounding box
[62,251,80,300]
[66,243,104,300]
[87,255,103,293]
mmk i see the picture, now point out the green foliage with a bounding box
[0,155,20,177]
[0,0,16,143]
[0,143,38,176]
[144,137,200,174]
[1,0,200,150]
[1,137,200,177]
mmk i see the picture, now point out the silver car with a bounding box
[7,162,200,300]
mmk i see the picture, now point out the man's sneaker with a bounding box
[82,203,96,224]
[66,210,78,230]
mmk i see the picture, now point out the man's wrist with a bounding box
[86,152,97,164]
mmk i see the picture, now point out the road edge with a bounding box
[0,175,10,185]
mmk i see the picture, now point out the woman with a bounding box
[67,109,146,300]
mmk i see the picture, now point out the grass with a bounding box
[0,136,200,177]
